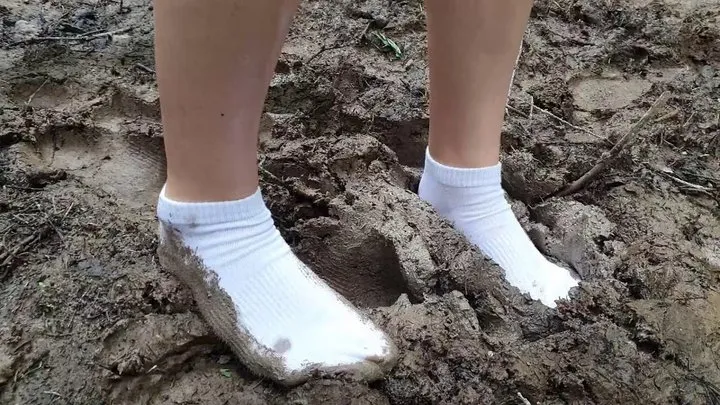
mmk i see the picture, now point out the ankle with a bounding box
[157,186,291,267]
[421,148,503,188]
[158,185,269,225]
[163,176,258,203]
[419,148,508,218]
[426,143,500,169]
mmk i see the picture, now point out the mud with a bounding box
[1,0,719,404]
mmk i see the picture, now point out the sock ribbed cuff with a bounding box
[157,186,269,225]
[423,148,502,188]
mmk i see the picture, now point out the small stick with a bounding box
[80,26,134,40]
[357,21,373,43]
[25,78,49,106]
[0,233,37,263]
[134,63,155,74]
[304,44,348,64]
[504,42,522,116]
[78,28,106,37]
[2,185,45,191]
[556,92,672,197]
[61,201,75,222]
[0,226,51,266]
[653,168,714,194]
[654,108,679,123]
[506,104,529,119]
[682,111,696,129]
[517,392,533,405]
[13,27,133,45]
[529,95,535,122]
[534,105,606,142]
[45,218,64,244]
[506,102,606,142]
[664,174,714,194]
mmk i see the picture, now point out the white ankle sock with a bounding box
[418,150,578,307]
[156,188,395,378]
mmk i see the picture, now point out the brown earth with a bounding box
[1,0,719,404]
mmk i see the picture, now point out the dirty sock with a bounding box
[418,149,578,307]
[156,187,396,383]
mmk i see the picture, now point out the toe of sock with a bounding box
[272,300,398,384]
[277,337,397,386]
[539,262,579,307]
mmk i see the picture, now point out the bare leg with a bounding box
[425,0,531,168]
[420,1,579,307]
[154,0,397,385]
[156,0,295,201]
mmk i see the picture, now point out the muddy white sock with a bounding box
[156,187,395,378]
[418,149,578,307]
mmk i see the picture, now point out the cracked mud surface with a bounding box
[1,0,719,404]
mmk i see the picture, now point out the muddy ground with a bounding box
[1,0,719,404]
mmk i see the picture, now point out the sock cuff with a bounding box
[157,186,269,225]
[423,148,502,187]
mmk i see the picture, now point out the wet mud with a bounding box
[1,0,719,404]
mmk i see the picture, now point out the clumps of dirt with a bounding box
[375,293,497,404]
[678,7,720,63]
[529,200,625,280]
[502,150,568,203]
[1,0,719,404]
[95,313,212,376]
[0,347,16,386]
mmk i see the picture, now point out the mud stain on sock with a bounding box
[157,224,397,386]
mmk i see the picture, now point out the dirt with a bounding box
[0,0,719,404]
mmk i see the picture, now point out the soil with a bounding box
[1,0,719,404]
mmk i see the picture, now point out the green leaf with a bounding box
[220,368,232,378]
[370,32,403,59]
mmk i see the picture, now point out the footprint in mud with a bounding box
[8,77,80,109]
[96,313,212,376]
[570,75,652,111]
[19,124,166,207]
[92,86,161,128]
[295,217,412,308]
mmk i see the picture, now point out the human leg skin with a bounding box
[156,0,290,201]
[153,0,397,385]
[419,0,578,307]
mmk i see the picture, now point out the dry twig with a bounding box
[651,166,715,195]
[0,225,52,279]
[536,105,606,142]
[556,92,672,197]
[517,392,533,405]
[506,102,606,143]
[25,78,49,107]
[13,27,134,46]
[134,63,155,74]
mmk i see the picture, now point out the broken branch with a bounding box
[556,92,672,197]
